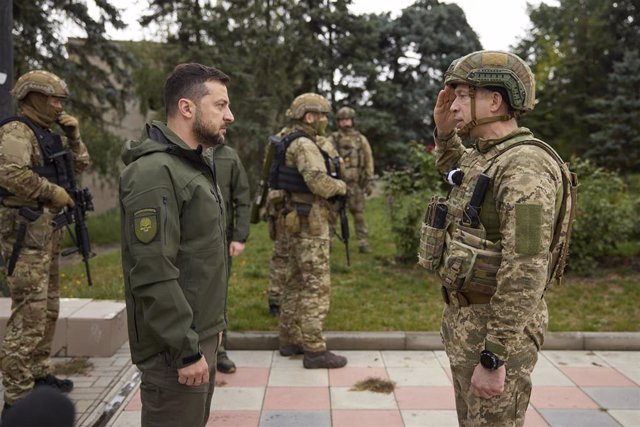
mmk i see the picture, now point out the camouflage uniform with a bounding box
[0,71,90,405]
[425,51,576,426]
[272,94,347,367]
[328,107,374,252]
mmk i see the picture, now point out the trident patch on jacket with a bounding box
[134,208,158,243]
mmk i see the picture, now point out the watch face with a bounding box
[480,351,497,370]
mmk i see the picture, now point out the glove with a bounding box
[57,112,81,141]
[48,186,75,209]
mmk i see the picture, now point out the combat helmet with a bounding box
[286,93,331,120]
[11,70,70,101]
[336,106,356,120]
[445,51,535,135]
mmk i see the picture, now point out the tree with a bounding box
[12,0,134,178]
[586,50,640,176]
[515,0,640,166]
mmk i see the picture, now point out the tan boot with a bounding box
[303,350,348,369]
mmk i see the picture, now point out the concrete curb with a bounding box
[228,331,640,351]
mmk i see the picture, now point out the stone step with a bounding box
[0,298,127,357]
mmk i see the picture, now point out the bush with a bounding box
[568,159,637,274]
[383,141,445,263]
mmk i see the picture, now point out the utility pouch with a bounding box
[284,209,300,234]
[417,196,449,271]
[307,204,328,236]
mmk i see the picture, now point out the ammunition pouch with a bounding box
[417,196,449,271]
[438,223,502,296]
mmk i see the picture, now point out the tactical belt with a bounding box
[441,286,492,307]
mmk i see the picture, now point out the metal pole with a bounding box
[0,0,14,119]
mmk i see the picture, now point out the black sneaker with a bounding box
[1,401,11,422]
[34,374,74,393]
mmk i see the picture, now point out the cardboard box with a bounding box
[67,300,127,357]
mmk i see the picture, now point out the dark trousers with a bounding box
[137,334,220,427]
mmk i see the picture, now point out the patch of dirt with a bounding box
[52,358,93,376]
[350,377,396,394]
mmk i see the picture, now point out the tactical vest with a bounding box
[269,131,336,194]
[332,130,363,181]
[418,134,577,294]
[0,116,72,198]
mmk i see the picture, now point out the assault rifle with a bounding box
[250,137,276,224]
[52,150,95,286]
[331,158,351,266]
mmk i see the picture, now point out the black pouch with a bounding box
[417,197,449,271]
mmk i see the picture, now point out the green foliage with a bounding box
[12,0,135,179]
[568,159,637,274]
[61,208,120,248]
[383,141,445,262]
[516,0,640,172]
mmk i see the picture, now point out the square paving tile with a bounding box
[328,367,389,387]
[395,386,456,410]
[543,351,610,368]
[331,386,398,410]
[530,387,598,409]
[263,387,330,410]
[523,408,548,427]
[381,351,440,368]
[125,390,141,411]
[338,351,385,367]
[559,367,637,387]
[226,350,273,368]
[271,353,305,368]
[433,351,451,369]
[332,409,403,427]
[538,409,620,427]
[211,387,265,411]
[206,410,260,427]
[531,365,575,386]
[595,351,640,370]
[215,367,270,387]
[387,367,451,386]
[401,410,459,426]
[608,409,640,427]
[268,367,328,387]
[260,411,330,427]
[583,387,640,409]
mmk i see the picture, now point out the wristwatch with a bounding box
[480,350,504,370]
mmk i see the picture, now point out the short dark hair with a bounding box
[164,63,230,117]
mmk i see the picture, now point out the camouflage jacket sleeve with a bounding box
[360,134,374,186]
[230,149,251,242]
[484,145,562,361]
[63,134,91,175]
[433,130,468,174]
[0,121,60,201]
[286,136,347,199]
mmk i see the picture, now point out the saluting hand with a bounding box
[177,357,209,386]
[433,86,457,138]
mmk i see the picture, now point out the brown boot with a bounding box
[279,344,304,356]
[303,350,348,369]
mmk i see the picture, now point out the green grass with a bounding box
[60,208,121,248]
[60,197,640,332]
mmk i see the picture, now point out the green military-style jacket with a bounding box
[119,121,228,368]
[209,144,250,243]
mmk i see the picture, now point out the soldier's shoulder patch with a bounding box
[134,208,158,244]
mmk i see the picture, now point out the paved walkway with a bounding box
[106,349,639,427]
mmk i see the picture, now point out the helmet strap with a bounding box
[457,86,516,137]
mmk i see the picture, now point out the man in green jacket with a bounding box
[210,143,250,373]
[119,63,234,427]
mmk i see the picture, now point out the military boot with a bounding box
[303,351,347,369]
[279,344,304,356]
[1,402,11,422]
[34,374,74,393]
[216,352,237,374]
